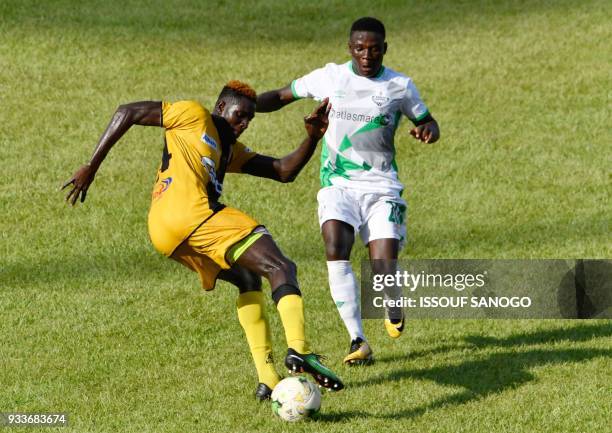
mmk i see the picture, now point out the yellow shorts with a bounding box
[170,206,261,290]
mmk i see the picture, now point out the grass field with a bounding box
[1,0,611,432]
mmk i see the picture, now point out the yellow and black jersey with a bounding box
[148,100,256,256]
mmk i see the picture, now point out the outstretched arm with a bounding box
[62,101,162,205]
[256,84,296,113]
[242,98,330,183]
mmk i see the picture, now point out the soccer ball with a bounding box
[271,377,321,422]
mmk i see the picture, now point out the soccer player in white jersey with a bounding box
[257,17,440,364]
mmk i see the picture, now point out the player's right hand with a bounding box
[62,164,97,206]
[304,98,331,140]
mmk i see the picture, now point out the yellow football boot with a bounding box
[343,338,374,366]
[384,315,405,339]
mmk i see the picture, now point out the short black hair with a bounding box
[350,17,385,39]
[216,80,257,105]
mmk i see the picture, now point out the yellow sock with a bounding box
[236,291,280,389]
[276,294,309,354]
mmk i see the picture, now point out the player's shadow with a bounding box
[374,321,612,363]
[462,321,612,349]
[315,410,369,423]
[342,322,611,421]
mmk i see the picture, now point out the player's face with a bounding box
[348,31,387,78]
[220,98,256,138]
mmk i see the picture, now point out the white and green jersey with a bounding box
[292,61,429,195]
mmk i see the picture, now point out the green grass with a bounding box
[1,0,611,432]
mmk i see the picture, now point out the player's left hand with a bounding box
[410,120,440,143]
[62,164,97,206]
[304,98,331,140]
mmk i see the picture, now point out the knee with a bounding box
[262,256,297,281]
[325,242,351,261]
[371,261,397,277]
[277,257,297,279]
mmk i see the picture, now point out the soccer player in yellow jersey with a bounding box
[63,81,343,400]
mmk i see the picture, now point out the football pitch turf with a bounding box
[1,0,610,432]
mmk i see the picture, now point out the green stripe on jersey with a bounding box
[335,152,367,175]
[290,80,302,100]
[353,114,388,136]
[413,109,430,122]
[321,163,342,186]
[320,136,331,167]
[338,135,353,152]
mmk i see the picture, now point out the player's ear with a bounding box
[215,100,226,114]
[383,42,388,55]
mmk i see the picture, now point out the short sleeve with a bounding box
[291,64,333,101]
[400,80,430,123]
[227,141,257,173]
[162,100,206,131]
